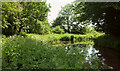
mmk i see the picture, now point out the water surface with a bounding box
[56,43,120,69]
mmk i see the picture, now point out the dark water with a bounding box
[61,43,120,69]
[94,45,120,69]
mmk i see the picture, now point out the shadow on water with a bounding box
[94,44,120,69]
[94,45,120,69]
[94,35,120,69]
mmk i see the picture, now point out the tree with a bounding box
[52,3,79,33]
[52,16,65,27]
[19,2,50,34]
[51,26,65,34]
[58,4,75,33]
[2,2,23,36]
[2,2,51,36]
[52,2,91,34]
[74,2,120,36]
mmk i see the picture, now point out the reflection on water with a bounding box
[58,43,120,69]
[94,45,120,69]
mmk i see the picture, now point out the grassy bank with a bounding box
[27,32,104,43]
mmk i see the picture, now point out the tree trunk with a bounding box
[67,17,70,33]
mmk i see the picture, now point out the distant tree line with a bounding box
[52,1,120,36]
[2,1,120,36]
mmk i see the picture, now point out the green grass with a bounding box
[52,41,94,47]
[27,32,104,43]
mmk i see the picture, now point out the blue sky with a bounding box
[46,0,75,23]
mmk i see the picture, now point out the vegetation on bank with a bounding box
[1,1,120,69]
[27,32,104,43]
[2,35,112,69]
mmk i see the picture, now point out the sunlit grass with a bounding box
[27,32,104,43]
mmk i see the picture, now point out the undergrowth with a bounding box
[2,35,111,69]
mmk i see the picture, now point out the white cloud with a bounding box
[46,0,75,23]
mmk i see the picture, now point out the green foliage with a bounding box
[30,20,50,34]
[54,2,120,36]
[60,36,71,41]
[2,2,23,36]
[2,2,51,36]
[52,3,75,33]
[52,16,65,27]
[2,35,47,69]
[22,2,50,34]
[51,26,65,34]
[52,2,96,34]
[2,35,6,38]
[74,2,120,36]
[19,32,27,37]
[75,25,94,34]
[27,32,104,43]
[2,35,111,69]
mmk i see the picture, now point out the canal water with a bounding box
[57,43,120,69]
[94,45,120,69]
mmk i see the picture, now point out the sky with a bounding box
[46,0,75,23]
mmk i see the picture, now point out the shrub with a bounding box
[60,36,70,41]
[80,26,93,34]
[2,35,47,69]
[51,26,65,34]
[19,32,27,37]
[2,35,6,38]
[77,37,83,42]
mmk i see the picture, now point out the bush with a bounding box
[77,37,83,42]
[74,35,85,42]
[60,36,70,41]
[51,26,65,34]
[80,26,93,34]
[19,32,27,37]
[2,36,47,69]
[2,35,6,38]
